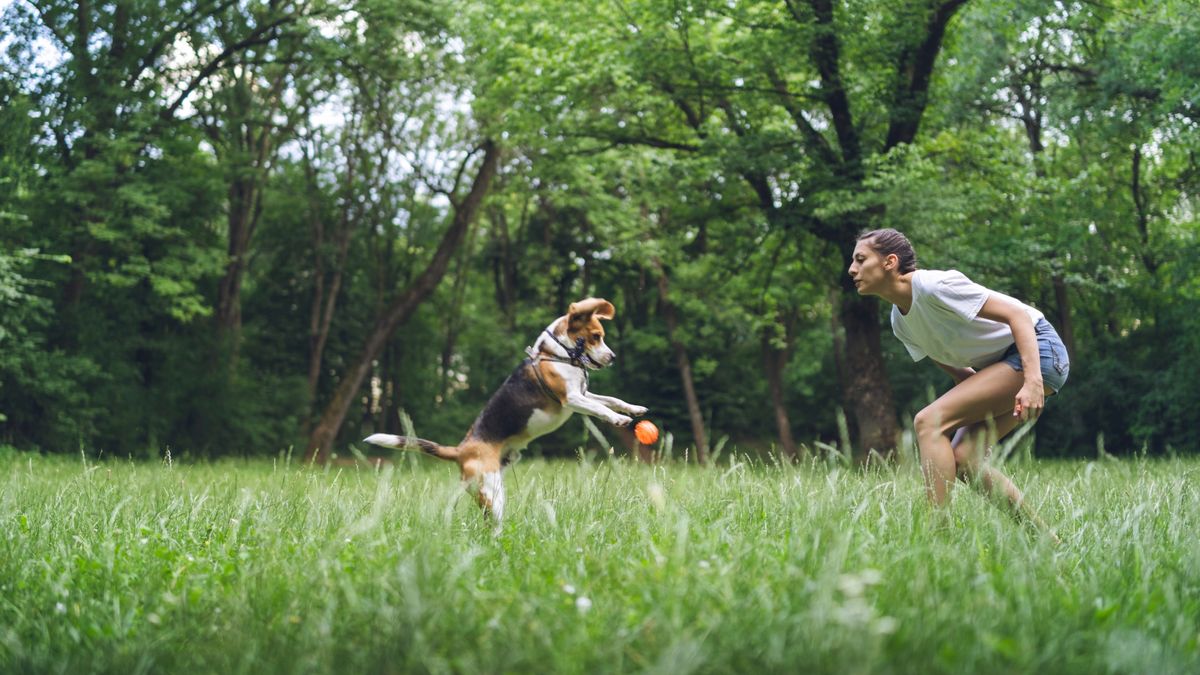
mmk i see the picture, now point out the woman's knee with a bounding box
[913,406,948,438]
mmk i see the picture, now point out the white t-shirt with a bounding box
[890,270,1044,369]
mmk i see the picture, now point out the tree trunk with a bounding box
[762,314,799,460]
[215,173,263,360]
[829,285,848,394]
[304,141,500,462]
[1052,272,1084,441]
[440,222,478,398]
[212,62,293,362]
[654,262,708,464]
[302,147,356,429]
[488,205,519,327]
[1052,275,1076,362]
[378,340,400,433]
[838,286,898,458]
[1131,145,1159,276]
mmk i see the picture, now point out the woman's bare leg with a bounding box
[914,362,1025,505]
[951,419,1021,502]
[953,423,1060,542]
[916,362,1059,541]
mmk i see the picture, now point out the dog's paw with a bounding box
[612,414,633,427]
[628,405,649,417]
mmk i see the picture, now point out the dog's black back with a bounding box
[468,359,558,443]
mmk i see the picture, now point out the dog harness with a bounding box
[525,330,592,403]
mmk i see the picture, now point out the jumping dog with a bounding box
[364,298,648,522]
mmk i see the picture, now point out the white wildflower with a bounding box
[837,574,866,597]
[647,483,666,510]
[874,617,899,635]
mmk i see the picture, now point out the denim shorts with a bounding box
[997,318,1070,394]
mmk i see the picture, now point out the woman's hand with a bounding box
[1013,379,1045,421]
[977,296,1045,422]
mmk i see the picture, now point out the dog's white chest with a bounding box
[524,407,572,439]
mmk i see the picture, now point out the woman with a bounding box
[848,229,1068,533]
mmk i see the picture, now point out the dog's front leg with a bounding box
[565,391,633,427]
[585,393,648,417]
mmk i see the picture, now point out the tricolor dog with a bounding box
[364,298,647,523]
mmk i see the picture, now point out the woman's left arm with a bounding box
[978,295,1043,421]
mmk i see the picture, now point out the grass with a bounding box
[1,447,1198,674]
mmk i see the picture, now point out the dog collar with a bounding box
[541,329,596,370]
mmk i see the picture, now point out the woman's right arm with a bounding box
[933,360,975,385]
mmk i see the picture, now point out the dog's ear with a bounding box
[568,298,615,321]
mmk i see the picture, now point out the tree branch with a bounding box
[884,0,969,149]
[160,13,298,121]
[559,130,700,152]
[764,65,839,166]
[123,0,242,91]
[802,0,862,171]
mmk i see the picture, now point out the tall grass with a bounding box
[1,448,1197,674]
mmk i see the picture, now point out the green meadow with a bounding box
[1,449,1197,674]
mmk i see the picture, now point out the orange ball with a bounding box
[634,420,659,445]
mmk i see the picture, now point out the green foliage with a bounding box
[1,0,1198,455]
[0,249,104,441]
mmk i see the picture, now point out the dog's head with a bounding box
[553,297,617,369]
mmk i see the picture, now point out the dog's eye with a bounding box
[590,333,601,342]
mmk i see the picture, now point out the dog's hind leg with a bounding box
[480,471,506,524]
[460,450,505,525]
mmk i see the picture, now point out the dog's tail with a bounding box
[362,434,460,461]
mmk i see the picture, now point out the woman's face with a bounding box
[848,240,893,295]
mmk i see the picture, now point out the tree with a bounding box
[193,5,319,357]
[304,140,500,461]
[466,0,975,455]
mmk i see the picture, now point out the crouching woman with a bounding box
[848,229,1067,538]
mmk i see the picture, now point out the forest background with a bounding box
[1,0,1197,462]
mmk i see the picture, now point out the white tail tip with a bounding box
[363,433,403,448]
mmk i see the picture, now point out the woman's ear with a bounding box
[885,253,898,271]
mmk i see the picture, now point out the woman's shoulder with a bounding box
[912,269,991,315]
[915,268,969,283]
[912,267,979,291]
[915,268,993,320]
[912,269,971,294]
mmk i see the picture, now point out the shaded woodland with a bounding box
[2,0,1198,458]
